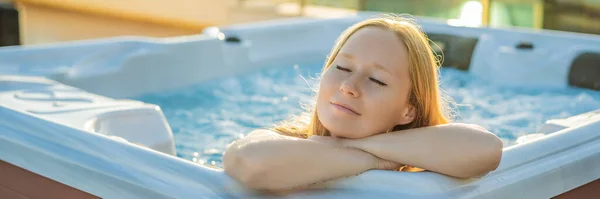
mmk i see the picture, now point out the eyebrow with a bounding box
[340,53,392,75]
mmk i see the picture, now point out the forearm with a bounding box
[224,134,375,190]
[348,123,503,178]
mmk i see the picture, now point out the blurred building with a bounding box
[0,0,598,46]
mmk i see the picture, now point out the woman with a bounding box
[223,16,503,191]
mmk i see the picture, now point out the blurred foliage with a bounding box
[302,0,600,34]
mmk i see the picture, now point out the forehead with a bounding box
[337,26,409,75]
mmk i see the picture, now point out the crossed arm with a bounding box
[222,123,503,191]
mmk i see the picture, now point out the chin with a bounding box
[317,108,369,139]
[328,128,369,139]
[321,121,357,138]
[328,131,348,139]
[329,126,387,139]
[319,116,365,139]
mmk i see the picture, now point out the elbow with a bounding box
[459,133,504,179]
[479,131,504,173]
[223,145,278,190]
[223,145,261,187]
[488,135,504,170]
[483,135,503,174]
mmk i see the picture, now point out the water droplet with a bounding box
[192,152,199,157]
[211,161,216,165]
[192,158,198,162]
[198,160,205,164]
[282,96,288,101]
[293,64,299,70]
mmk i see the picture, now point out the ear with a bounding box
[396,105,416,125]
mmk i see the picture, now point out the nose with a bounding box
[339,78,360,98]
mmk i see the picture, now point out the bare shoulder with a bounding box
[447,123,494,134]
[246,129,305,141]
[247,129,280,137]
[227,129,281,149]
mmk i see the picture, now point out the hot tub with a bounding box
[1,13,600,198]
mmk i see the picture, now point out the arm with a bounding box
[343,123,503,178]
[222,129,397,191]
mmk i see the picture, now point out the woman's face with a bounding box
[316,26,415,139]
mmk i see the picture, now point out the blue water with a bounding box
[135,63,600,167]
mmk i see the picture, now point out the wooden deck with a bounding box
[553,178,600,199]
[0,159,99,199]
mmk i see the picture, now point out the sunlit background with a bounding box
[0,0,599,46]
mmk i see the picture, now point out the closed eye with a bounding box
[336,65,351,72]
[369,78,387,86]
[337,65,387,86]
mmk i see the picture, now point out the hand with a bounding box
[309,135,400,170]
[308,135,366,150]
[374,157,403,171]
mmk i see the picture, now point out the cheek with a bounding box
[318,70,339,95]
[367,96,400,116]
[363,90,408,125]
[316,71,335,108]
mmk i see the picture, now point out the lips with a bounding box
[330,102,361,115]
